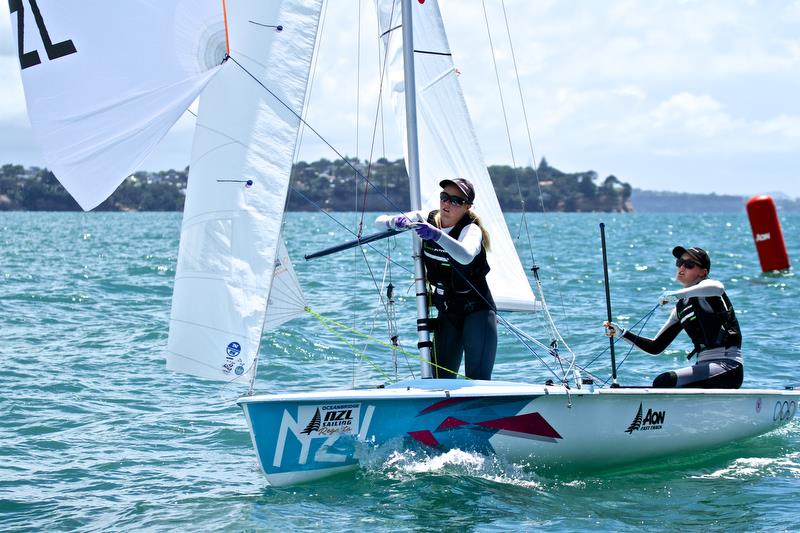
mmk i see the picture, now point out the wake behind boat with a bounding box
[10,0,797,488]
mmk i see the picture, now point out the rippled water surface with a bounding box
[1,211,798,532]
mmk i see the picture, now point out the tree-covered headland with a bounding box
[0,158,632,212]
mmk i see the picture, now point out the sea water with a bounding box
[1,211,798,532]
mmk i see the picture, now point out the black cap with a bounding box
[672,246,711,271]
[439,178,475,203]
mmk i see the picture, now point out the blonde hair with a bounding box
[433,209,491,252]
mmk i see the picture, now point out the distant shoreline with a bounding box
[2,160,798,213]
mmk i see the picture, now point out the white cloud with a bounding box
[650,93,732,137]
[755,114,800,143]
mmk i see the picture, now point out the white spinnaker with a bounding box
[10,0,224,210]
[167,0,322,382]
[375,0,536,312]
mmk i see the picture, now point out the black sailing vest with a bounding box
[675,290,742,356]
[421,210,493,313]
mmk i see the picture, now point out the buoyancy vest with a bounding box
[675,291,742,356]
[421,210,492,312]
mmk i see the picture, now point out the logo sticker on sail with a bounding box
[625,402,666,433]
[223,341,243,375]
[299,403,361,436]
[226,342,241,357]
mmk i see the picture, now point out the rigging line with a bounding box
[378,259,398,380]
[498,0,537,263]
[584,303,659,370]
[351,0,403,384]
[354,245,406,383]
[480,1,518,170]
[221,0,230,56]
[505,321,604,383]
[357,0,399,237]
[309,307,393,382]
[498,1,573,341]
[479,0,532,259]
[380,256,417,379]
[480,1,559,353]
[351,0,363,389]
[305,307,470,380]
[494,313,562,382]
[600,305,660,386]
[225,57,408,218]
[355,0,363,221]
[405,243,561,381]
[422,216,578,382]
[294,0,329,162]
[379,24,402,39]
[288,185,412,276]
[421,241,572,372]
[413,49,451,56]
[374,8,389,166]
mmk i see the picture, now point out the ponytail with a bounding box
[467,210,491,252]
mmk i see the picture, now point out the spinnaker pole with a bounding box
[401,0,433,377]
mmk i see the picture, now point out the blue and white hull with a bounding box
[238,379,799,486]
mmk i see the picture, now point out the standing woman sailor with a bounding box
[605,246,744,388]
[376,178,497,380]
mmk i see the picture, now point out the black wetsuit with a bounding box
[622,279,743,389]
[422,210,497,380]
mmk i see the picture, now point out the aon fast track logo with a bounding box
[625,402,666,433]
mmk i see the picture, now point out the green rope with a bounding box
[304,306,469,381]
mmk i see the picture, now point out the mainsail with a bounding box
[166,0,322,382]
[9,0,224,210]
[375,0,537,312]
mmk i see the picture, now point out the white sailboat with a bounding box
[11,0,798,487]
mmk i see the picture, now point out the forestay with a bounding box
[375,0,537,312]
[9,0,224,210]
[166,0,322,382]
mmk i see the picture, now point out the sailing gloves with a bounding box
[604,321,625,339]
[386,216,441,242]
[414,222,442,242]
[389,215,412,230]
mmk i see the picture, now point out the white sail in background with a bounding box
[166,0,322,382]
[10,0,224,210]
[375,0,537,312]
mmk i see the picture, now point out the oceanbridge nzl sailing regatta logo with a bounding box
[625,402,666,433]
[300,404,360,436]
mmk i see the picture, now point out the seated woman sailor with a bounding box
[605,246,743,389]
[375,178,497,380]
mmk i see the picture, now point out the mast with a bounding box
[400,0,433,377]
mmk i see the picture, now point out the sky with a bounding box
[2,0,799,198]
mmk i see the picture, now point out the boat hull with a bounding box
[237,379,799,486]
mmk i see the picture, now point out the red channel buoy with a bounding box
[746,195,791,272]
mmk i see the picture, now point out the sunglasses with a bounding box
[440,191,469,206]
[675,258,701,269]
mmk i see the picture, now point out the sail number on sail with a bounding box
[10,0,77,69]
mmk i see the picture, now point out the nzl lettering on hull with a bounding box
[248,394,554,474]
[267,403,376,470]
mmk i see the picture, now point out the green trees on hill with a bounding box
[0,158,632,212]
[287,157,632,212]
[0,164,186,211]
